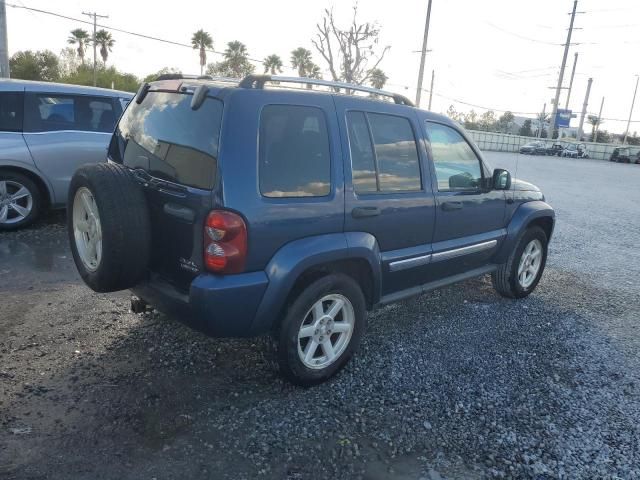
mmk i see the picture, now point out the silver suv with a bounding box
[0,79,132,230]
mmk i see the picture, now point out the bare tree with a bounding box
[312,5,389,86]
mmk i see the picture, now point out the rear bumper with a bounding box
[132,270,269,337]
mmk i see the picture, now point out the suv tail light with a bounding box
[204,210,247,274]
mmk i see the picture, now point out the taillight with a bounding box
[203,210,247,274]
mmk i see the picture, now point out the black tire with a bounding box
[67,162,151,293]
[492,226,548,299]
[277,273,366,386]
[0,171,42,231]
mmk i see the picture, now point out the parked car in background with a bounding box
[0,79,132,230]
[519,141,547,155]
[562,143,589,158]
[66,74,555,385]
[546,143,564,156]
[609,147,640,164]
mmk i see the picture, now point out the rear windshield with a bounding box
[109,91,222,190]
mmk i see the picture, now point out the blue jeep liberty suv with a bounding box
[67,74,555,386]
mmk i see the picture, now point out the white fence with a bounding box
[466,130,636,161]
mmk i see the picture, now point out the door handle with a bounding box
[441,201,463,211]
[352,206,381,218]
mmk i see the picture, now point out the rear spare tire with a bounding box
[67,162,151,293]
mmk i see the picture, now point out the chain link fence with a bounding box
[466,130,638,161]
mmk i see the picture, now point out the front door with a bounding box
[22,92,120,204]
[335,97,436,296]
[423,121,507,279]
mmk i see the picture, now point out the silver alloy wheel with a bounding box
[0,180,33,224]
[72,187,102,272]
[297,293,355,370]
[517,239,543,289]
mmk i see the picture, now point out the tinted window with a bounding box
[259,105,330,197]
[25,94,117,133]
[111,91,222,190]
[425,122,483,191]
[0,92,23,132]
[346,111,377,192]
[346,112,421,193]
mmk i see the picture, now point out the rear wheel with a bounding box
[277,273,366,386]
[0,172,41,231]
[492,226,548,299]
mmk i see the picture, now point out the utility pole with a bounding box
[565,52,578,109]
[549,0,579,140]
[623,75,639,145]
[428,69,434,110]
[415,0,433,107]
[82,11,108,87]
[592,96,604,142]
[576,77,592,141]
[537,103,546,138]
[0,0,9,78]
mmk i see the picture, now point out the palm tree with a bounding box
[291,47,314,77]
[223,41,252,77]
[368,68,388,89]
[263,54,283,75]
[68,28,90,65]
[191,29,213,75]
[94,30,115,66]
[587,115,603,142]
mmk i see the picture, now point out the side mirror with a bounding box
[492,168,511,190]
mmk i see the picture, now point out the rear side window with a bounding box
[0,92,23,132]
[24,94,117,133]
[110,91,222,190]
[346,111,421,193]
[259,105,331,198]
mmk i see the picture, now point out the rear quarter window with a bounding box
[111,91,223,190]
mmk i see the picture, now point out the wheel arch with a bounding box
[0,164,53,209]
[250,232,381,335]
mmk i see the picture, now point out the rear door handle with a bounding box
[441,201,463,211]
[352,206,381,218]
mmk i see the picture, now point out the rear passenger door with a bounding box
[0,89,34,168]
[424,121,506,278]
[335,97,436,296]
[22,92,120,204]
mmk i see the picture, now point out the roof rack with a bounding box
[238,74,415,107]
[154,73,239,83]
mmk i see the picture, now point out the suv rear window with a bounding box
[259,105,331,198]
[110,91,222,190]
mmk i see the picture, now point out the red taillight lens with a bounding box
[204,210,247,274]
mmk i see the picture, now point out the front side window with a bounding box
[0,92,24,132]
[259,105,331,198]
[425,122,483,191]
[346,111,421,193]
[25,94,117,133]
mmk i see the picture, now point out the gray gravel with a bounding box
[1,153,639,479]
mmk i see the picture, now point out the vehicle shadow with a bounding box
[1,268,637,480]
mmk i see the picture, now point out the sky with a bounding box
[5,0,640,134]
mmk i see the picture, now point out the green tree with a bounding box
[10,50,60,82]
[263,54,283,75]
[595,130,611,143]
[587,115,602,142]
[143,67,182,83]
[368,68,387,89]
[291,47,315,77]
[59,47,80,76]
[191,29,213,75]
[478,110,497,131]
[94,30,115,66]
[464,110,479,130]
[497,111,515,133]
[68,28,90,65]
[207,41,254,78]
[61,64,139,92]
[518,119,533,137]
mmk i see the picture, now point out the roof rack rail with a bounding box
[238,74,414,107]
[154,73,239,83]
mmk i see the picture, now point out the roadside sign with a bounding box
[556,109,572,128]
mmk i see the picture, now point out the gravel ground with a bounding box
[1,153,639,479]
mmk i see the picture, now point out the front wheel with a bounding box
[0,172,41,231]
[276,273,366,386]
[492,226,548,299]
